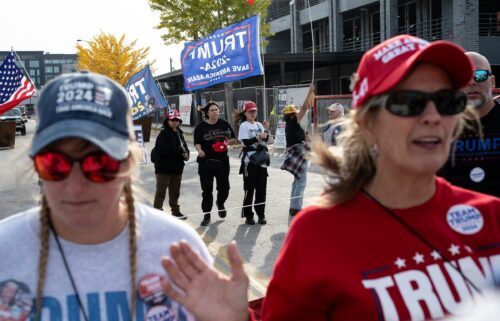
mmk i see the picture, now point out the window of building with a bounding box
[339,76,352,94]
[45,66,54,73]
[371,11,381,46]
[398,1,417,35]
[427,0,443,40]
[303,18,329,53]
[479,0,500,36]
[54,66,60,73]
[343,16,361,51]
[29,60,40,67]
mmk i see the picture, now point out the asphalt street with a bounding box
[0,119,328,299]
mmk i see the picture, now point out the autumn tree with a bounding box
[148,0,272,44]
[76,32,151,85]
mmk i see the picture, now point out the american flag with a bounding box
[0,51,36,115]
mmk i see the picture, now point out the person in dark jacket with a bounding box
[152,109,190,219]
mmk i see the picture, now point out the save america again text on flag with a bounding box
[0,52,36,115]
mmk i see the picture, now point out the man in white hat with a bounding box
[323,103,344,146]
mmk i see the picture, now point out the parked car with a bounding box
[17,105,29,120]
[0,108,27,135]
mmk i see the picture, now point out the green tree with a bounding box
[76,32,151,85]
[148,0,272,44]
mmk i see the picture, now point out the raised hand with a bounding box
[161,241,249,321]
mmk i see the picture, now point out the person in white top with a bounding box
[234,101,270,225]
[0,72,216,321]
[322,103,344,146]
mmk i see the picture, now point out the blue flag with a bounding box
[125,65,168,120]
[181,15,264,92]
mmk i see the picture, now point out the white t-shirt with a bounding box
[0,203,211,321]
[238,121,267,167]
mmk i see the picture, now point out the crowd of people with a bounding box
[1,33,499,321]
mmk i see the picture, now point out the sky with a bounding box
[1,0,184,75]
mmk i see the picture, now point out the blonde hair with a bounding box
[34,115,142,320]
[311,96,480,206]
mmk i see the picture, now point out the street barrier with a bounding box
[0,121,16,148]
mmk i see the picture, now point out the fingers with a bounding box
[170,242,203,280]
[161,275,186,304]
[227,241,248,282]
[179,240,210,272]
[161,256,190,289]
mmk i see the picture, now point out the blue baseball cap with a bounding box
[30,72,132,160]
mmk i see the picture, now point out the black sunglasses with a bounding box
[473,70,492,83]
[385,89,467,117]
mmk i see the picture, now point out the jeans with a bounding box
[153,174,182,212]
[290,163,308,210]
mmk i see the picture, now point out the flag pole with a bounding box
[258,15,267,121]
[150,63,169,111]
[13,48,38,95]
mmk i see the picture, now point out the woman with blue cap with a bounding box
[0,72,212,321]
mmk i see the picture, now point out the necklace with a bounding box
[48,218,90,321]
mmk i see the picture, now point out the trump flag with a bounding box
[0,52,36,115]
[125,65,168,120]
[181,15,264,91]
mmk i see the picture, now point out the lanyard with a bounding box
[362,190,482,295]
[48,217,90,321]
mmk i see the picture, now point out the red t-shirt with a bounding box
[261,177,500,321]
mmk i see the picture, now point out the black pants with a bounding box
[198,159,230,214]
[242,163,268,219]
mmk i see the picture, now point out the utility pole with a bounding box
[169,58,174,72]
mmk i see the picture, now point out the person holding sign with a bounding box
[280,85,314,217]
[0,72,212,321]
[152,109,190,219]
[234,101,271,225]
[194,101,237,226]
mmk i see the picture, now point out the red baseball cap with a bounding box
[167,109,181,120]
[351,35,473,108]
[243,101,258,112]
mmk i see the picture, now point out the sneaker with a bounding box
[200,214,211,226]
[289,208,300,217]
[245,217,256,225]
[172,211,187,220]
[216,201,227,218]
[257,217,267,225]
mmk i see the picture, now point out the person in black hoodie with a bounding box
[152,109,190,219]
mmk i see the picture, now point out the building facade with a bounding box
[0,51,78,109]
[157,0,499,97]
[0,51,78,89]
[265,0,500,93]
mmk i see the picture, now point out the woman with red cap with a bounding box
[234,101,270,225]
[152,109,190,219]
[157,35,500,321]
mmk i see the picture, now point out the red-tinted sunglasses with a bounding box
[34,151,122,183]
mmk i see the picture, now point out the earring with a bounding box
[369,144,379,159]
